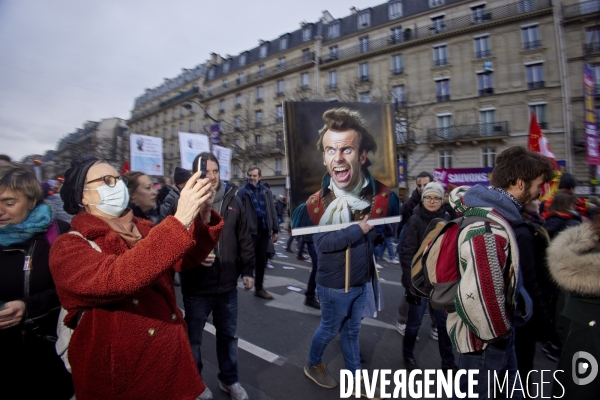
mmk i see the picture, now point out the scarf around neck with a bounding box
[96,208,142,247]
[319,174,371,226]
[0,203,54,246]
[246,180,267,229]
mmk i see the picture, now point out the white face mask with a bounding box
[83,179,130,217]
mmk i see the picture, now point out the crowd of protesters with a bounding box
[1,148,599,400]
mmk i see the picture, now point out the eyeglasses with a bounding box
[423,196,442,203]
[85,175,128,188]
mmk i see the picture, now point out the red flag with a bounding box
[528,112,559,198]
[120,160,130,175]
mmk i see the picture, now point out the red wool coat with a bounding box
[49,211,223,400]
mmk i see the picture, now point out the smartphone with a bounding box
[0,301,7,311]
[198,157,207,179]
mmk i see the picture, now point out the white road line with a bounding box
[203,323,286,365]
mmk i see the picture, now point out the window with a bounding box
[586,28,600,53]
[279,57,286,69]
[431,16,445,33]
[163,112,167,122]
[433,44,448,66]
[358,12,370,29]
[518,0,534,13]
[222,79,227,89]
[155,115,159,125]
[526,63,544,89]
[219,99,225,113]
[258,64,265,77]
[208,67,215,80]
[301,72,309,89]
[482,147,497,167]
[223,60,230,73]
[360,92,371,103]
[207,85,212,96]
[477,71,494,96]
[302,49,311,62]
[275,158,282,174]
[471,5,490,23]
[276,132,284,150]
[259,43,268,58]
[530,104,547,129]
[276,105,283,122]
[430,0,445,8]
[303,25,312,41]
[395,118,407,143]
[255,111,262,126]
[480,109,496,136]
[389,1,403,19]
[392,85,405,105]
[391,54,403,74]
[277,80,284,96]
[256,86,263,101]
[235,94,242,108]
[233,163,240,178]
[280,35,288,50]
[234,115,241,129]
[474,36,491,58]
[255,135,262,151]
[329,71,338,89]
[437,115,452,139]
[170,143,174,158]
[522,25,541,50]
[189,120,194,132]
[329,46,339,60]
[237,72,244,85]
[178,123,184,134]
[390,27,403,43]
[162,128,167,139]
[591,65,600,92]
[328,22,340,39]
[239,53,247,66]
[439,150,453,168]
[359,37,370,53]
[171,125,176,138]
[172,108,176,120]
[359,63,369,81]
[436,79,450,102]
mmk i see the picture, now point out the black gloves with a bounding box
[405,289,421,306]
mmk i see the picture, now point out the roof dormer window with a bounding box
[358,11,370,29]
[389,1,403,20]
[303,24,312,41]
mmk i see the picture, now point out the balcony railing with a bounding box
[475,50,492,59]
[527,81,545,90]
[434,58,449,67]
[479,87,495,96]
[318,0,552,64]
[427,121,509,141]
[584,42,600,55]
[392,68,404,75]
[328,83,338,90]
[359,75,370,82]
[523,40,542,50]
[563,0,600,19]
[437,94,451,102]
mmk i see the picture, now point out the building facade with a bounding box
[129,0,598,196]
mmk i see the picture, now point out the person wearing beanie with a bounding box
[399,179,457,372]
[49,156,222,399]
[159,166,192,222]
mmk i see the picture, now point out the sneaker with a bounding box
[404,358,419,372]
[352,378,382,399]
[219,382,249,400]
[542,341,561,362]
[266,263,275,269]
[197,386,213,400]
[395,322,406,336]
[430,327,438,341]
[285,248,293,253]
[297,254,308,261]
[389,257,400,264]
[255,289,273,299]
[304,362,337,388]
[382,256,392,263]
[375,263,383,269]
[304,297,321,309]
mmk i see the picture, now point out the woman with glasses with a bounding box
[399,181,457,372]
[0,162,74,399]
[123,171,161,225]
[49,156,223,400]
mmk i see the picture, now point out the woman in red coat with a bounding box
[49,157,223,400]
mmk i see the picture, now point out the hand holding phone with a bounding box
[0,301,7,311]
[197,157,207,179]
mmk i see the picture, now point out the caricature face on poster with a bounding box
[284,102,399,235]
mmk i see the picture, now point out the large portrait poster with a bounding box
[130,133,164,176]
[285,101,399,235]
[178,132,210,170]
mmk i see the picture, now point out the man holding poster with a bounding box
[292,108,399,393]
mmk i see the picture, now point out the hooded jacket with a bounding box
[180,184,255,295]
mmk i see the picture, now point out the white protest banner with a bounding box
[130,133,163,175]
[212,145,232,181]
[178,132,210,170]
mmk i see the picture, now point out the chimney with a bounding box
[321,10,334,23]
[210,52,220,64]
[350,6,359,14]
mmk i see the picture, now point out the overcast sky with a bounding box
[0,0,381,162]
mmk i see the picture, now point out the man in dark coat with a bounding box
[182,152,254,400]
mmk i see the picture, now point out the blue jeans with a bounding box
[454,333,521,400]
[184,289,239,385]
[375,237,395,260]
[403,297,455,367]
[308,283,368,373]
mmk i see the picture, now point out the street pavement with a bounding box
[175,230,558,400]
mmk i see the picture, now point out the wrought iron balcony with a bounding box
[584,42,600,55]
[276,117,283,123]
[437,94,451,102]
[539,121,548,129]
[479,87,495,96]
[427,121,509,141]
[527,81,545,90]
[563,0,600,19]
[523,40,542,50]
[256,97,264,103]
[434,58,449,67]
[472,12,493,23]
[276,91,284,97]
[391,68,404,75]
[299,84,309,90]
[475,50,492,59]
[328,83,338,90]
[318,0,551,64]
[359,75,370,82]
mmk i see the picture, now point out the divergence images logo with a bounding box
[572,351,598,386]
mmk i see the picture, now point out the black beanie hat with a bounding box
[173,166,191,185]
[60,156,99,215]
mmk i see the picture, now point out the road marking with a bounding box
[203,323,286,365]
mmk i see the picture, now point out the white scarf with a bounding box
[318,174,371,226]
